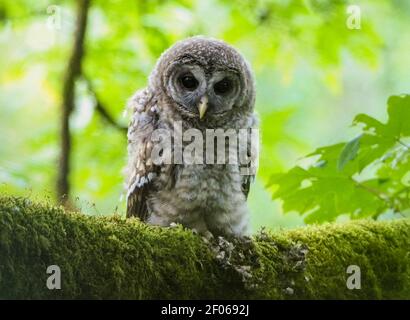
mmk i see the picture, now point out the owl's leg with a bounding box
[206,202,250,238]
[148,208,213,237]
[146,213,168,226]
[182,214,212,237]
[146,199,182,227]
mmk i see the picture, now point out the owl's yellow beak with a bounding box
[198,95,208,120]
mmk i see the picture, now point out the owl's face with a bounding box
[167,63,242,120]
[151,37,255,122]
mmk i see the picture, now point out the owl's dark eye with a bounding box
[214,78,233,95]
[179,74,199,90]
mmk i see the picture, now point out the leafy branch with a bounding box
[269,94,410,223]
[83,77,128,134]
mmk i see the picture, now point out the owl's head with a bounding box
[150,36,255,122]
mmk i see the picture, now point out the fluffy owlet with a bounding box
[125,36,258,237]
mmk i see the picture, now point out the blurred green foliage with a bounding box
[1,0,409,231]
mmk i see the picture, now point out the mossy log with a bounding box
[0,196,409,299]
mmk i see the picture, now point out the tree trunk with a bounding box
[57,0,90,205]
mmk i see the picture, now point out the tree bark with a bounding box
[57,0,91,205]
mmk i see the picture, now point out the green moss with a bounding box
[0,196,409,299]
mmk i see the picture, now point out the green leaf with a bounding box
[386,95,410,137]
[353,114,386,135]
[354,95,410,139]
[338,135,361,171]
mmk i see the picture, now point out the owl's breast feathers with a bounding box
[126,88,257,223]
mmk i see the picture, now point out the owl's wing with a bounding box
[126,88,159,220]
[241,156,254,199]
[241,114,259,199]
[242,176,252,199]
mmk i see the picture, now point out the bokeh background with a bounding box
[1,0,409,232]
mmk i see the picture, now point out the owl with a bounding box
[125,36,258,237]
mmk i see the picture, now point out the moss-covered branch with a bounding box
[0,196,409,299]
